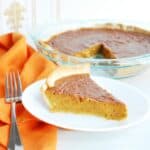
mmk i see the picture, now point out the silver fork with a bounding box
[5,71,24,150]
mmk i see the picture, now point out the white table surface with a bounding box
[57,68,150,150]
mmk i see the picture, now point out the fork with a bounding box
[5,71,24,150]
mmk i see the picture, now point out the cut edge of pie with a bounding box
[41,64,127,120]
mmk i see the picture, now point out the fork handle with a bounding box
[8,123,15,150]
[8,102,16,150]
[8,102,23,150]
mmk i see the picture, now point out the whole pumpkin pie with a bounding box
[41,23,150,59]
[41,64,127,120]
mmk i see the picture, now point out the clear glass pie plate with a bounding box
[30,20,150,78]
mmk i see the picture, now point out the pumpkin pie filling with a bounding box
[41,64,127,120]
[45,25,150,58]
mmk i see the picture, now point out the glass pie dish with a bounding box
[30,20,150,78]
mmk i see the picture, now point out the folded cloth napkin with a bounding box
[0,33,57,150]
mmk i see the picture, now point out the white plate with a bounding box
[22,76,150,132]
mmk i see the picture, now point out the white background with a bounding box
[0,0,150,33]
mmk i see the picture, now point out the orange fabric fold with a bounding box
[0,33,57,150]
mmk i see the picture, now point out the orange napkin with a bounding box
[0,33,58,150]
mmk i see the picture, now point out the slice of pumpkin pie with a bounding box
[41,64,127,120]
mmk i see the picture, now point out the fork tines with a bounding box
[5,71,22,102]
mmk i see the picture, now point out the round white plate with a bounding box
[22,76,150,132]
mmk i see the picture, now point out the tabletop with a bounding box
[57,68,150,150]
